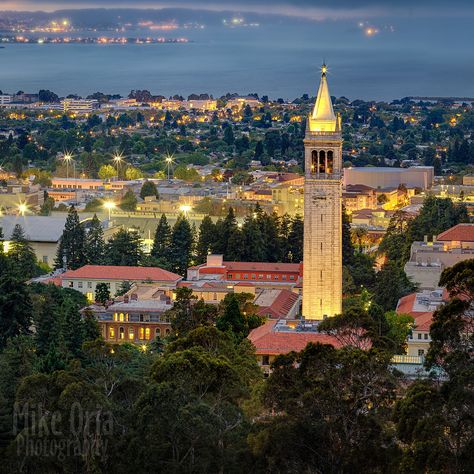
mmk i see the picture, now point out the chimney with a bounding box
[131,293,138,301]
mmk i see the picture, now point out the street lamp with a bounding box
[165,154,174,180]
[103,200,116,220]
[63,152,73,179]
[113,153,123,178]
[180,204,191,216]
[18,203,28,216]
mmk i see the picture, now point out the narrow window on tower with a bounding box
[320,270,323,280]
[311,150,318,174]
[320,242,323,252]
[319,150,326,174]
[327,150,334,174]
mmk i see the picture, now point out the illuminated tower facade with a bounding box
[302,65,342,320]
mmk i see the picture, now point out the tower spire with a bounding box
[309,63,337,132]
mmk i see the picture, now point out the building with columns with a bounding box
[302,65,343,320]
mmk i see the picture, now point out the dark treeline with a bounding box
[0,248,473,472]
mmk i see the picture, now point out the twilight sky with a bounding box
[2,1,474,20]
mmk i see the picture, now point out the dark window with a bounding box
[311,150,318,173]
[319,150,326,173]
[327,150,334,174]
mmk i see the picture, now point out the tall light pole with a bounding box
[103,201,116,221]
[63,152,72,180]
[113,153,123,178]
[165,154,174,181]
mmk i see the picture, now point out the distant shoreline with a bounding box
[0,36,190,45]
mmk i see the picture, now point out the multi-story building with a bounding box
[0,94,12,106]
[62,98,99,114]
[404,223,474,290]
[396,288,447,358]
[61,265,182,301]
[343,184,378,213]
[84,284,174,344]
[187,254,302,289]
[343,166,434,190]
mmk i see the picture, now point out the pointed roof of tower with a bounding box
[309,64,338,132]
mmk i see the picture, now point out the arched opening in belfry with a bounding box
[327,150,334,174]
[319,150,326,174]
[311,150,318,173]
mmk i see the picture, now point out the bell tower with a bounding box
[302,64,343,320]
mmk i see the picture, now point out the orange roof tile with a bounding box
[224,262,301,273]
[248,320,342,356]
[437,223,474,242]
[62,265,182,282]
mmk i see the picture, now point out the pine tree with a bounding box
[151,214,172,263]
[95,283,110,305]
[8,224,38,279]
[61,300,84,357]
[106,229,143,266]
[85,214,105,265]
[216,294,247,340]
[223,125,235,146]
[169,214,194,275]
[342,206,355,266]
[82,308,101,341]
[55,206,86,270]
[241,215,266,261]
[196,216,216,264]
[279,214,292,262]
[0,275,32,349]
[288,215,304,263]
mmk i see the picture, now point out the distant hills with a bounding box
[0,8,310,28]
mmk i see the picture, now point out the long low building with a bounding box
[343,166,434,190]
[60,265,183,301]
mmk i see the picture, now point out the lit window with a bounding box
[113,313,118,322]
[128,328,134,340]
[119,313,124,322]
[258,274,264,279]
[145,328,151,340]
[266,274,271,280]
[139,327,144,339]
[119,327,125,340]
[109,327,115,339]
[86,292,94,302]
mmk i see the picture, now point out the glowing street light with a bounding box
[165,154,174,180]
[103,200,116,220]
[18,203,28,216]
[112,153,124,177]
[63,152,73,179]
[180,204,191,216]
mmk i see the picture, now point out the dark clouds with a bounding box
[3,0,474,19]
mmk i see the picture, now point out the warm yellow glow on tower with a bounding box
[303,65,343,320]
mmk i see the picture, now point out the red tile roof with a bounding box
[413,312,433,332]
[248,320,342,356]
[62,265,182,282]
[257,290,300,319]
[437,223,474,242]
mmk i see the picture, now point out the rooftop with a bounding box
[62,265,182,282]
[248,319,341,356]
[437,223,474,242]
[0,215,67,242]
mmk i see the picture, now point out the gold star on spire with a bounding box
[321,63,328,75]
